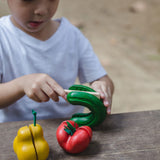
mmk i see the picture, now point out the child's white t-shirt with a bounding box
[0,16,107,122]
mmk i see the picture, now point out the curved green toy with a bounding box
[67,85,107,128]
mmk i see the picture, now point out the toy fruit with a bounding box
[67,85,107,128]
[56,120,92,154]
[13,110,49,160]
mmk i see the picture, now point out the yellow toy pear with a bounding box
[13,110,49,160]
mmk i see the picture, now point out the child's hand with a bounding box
[90,75,114,114]
[21,73,67,102]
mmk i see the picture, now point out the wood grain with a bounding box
[0,110,160,160]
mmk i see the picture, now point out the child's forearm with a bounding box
[0,77,25,109]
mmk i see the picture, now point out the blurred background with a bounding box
[0,0,160,114]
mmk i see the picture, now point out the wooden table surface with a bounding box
[0,110,160,160]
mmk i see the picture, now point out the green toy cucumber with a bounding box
[67,85,107,127]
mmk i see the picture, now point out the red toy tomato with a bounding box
[56,120,92,154]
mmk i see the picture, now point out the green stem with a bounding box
[32,110,37,126]
[64,121,76,136]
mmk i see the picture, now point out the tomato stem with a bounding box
[64,121,76,136]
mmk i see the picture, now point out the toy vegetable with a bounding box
[56,120,92,154]
[66,85,107,127]
[13,110,49,160]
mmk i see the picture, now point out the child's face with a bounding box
[7,0,60,33]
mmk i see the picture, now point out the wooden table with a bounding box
[0,110,160,160]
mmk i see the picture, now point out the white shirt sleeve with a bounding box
[77,30,107,83]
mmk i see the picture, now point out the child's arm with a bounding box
[90,75,114,114]
[0,73,66,109]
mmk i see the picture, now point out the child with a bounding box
[0,0,114,122]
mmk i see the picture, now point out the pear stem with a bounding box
[32,110,37,126]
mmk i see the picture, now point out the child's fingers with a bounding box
[27,89,43,102]
[40,83,59,102]
[34,86,50,102]
[47,77,67,99]
[91,83,112,113]
[91,85,105,99]
[101,86,112,114]
[101,87,109,104]
[107,106,111,114]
